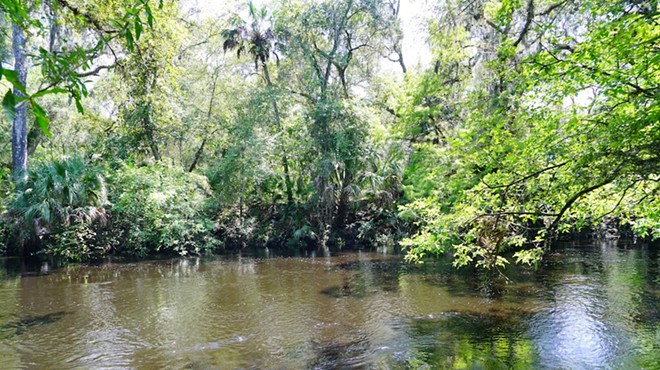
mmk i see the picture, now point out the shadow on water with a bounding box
[308,334,372,369]
[397,312,535,369]
[0,258,23,280]
[408,311,529,341]
[328,254,542,302]
[319,285,355,299]
[319,258,404,299]
[0,311,70,336]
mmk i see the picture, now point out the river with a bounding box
[0,241,658,369]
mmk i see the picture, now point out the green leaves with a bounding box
[125,28,135,51]
[2,90,16,122]
[1,0,164,159]
[1,83,66,137]
[145,3,154,28]
[75,98,84,114]
[110,164,216,257]
[0,0,30,24]
[1,68,26,94]
[1,66,66,134]
[30,100,52,137]
[135,17,144,40]
[123,1,158,52]
[31,87,67,99]
[8,156,109,259]
[397,0,660,270]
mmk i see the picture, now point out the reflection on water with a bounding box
[0,241,658,369]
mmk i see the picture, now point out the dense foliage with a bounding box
[0,0,657,266]
[108,164,217,257]
[397,0,660,269]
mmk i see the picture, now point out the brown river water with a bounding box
[0,241,658,369]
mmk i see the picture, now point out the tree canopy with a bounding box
[0,0,657,269]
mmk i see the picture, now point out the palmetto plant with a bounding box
[10,157,108,245]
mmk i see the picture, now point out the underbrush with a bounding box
[1,159,219,261]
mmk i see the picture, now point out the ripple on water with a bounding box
[530,280,620,369]
[0,248,658,369]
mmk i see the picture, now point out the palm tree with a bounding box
[222,1,294,205]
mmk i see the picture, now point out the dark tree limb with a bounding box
[548,176,617,231]
[188,71,220,172]
[481,161,568,190]
[537,0,569,17]
[393,43,407,73]
[513,0,534,47]
[544,46,656,98]
[593,181,637,221]
[76,63,116,77]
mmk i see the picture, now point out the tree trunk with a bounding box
[143,103,161,161]
[189,72,219,172]
[333,173,352,231]
[262,62,294,205]
[11,24,28,179]
[391,0,407,74]
[188,137,207,172]
[46,0,59,52]
[394,44,407,74]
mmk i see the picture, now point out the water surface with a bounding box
[0,241,658,369]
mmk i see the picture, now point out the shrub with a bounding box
[7,156,109,260]
[108,164,219,257]
[0,216,11,255]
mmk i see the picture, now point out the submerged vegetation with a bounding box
[0,0,657,268]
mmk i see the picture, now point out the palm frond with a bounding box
[8,156,109,245]
[221,5,277,72]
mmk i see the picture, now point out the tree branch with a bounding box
[549,176,617,231]
[593,181,637,222]
[76,63,116,77]
[537,0,569,17]
[513,0,534,47]
[482,161,568,190]
[283,87,314,102]
[543,45,656,98]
